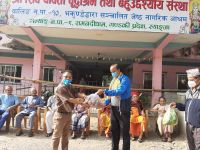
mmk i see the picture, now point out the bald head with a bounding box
[5,86,13,95]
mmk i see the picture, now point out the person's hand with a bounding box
[28,103,35,108]
[78,93,87,99]
[75,98,84,104]
[82,101,90,107]
[96,89,104,95]
[170,102,176,108]
[104,99,111,106]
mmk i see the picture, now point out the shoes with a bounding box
[105,134,110,138]
[168,137,172,142]
[81,131,86,139]
[138,136,143,143]
[131,137,137,141]
[71,131,76,139]
[138,138,143,143]
[162,137,167,142]
[16,129,23,136]
[28,130,34,137]
[45,132,53,137]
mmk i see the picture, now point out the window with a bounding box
[143,72,166,89]
[0,64,22,83]
[177,74,188,89]
[43,67,54,81]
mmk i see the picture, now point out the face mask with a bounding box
[111,72,118,78]
[63,79,72,86]
[188,81,196,88]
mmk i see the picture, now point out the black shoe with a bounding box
[16,130,23,136]
[28,130,34,137]
[45,132,53,137]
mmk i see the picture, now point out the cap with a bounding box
[186,68,200,78]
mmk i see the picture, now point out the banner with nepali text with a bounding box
[6,0,190,33]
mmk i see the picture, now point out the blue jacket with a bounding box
[104,74,131,100]
[176,86,200,127]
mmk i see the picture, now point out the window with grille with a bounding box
[0,64,22,83]
[43,67,54,81]
[143,72,166,89]
[177,73,188,89]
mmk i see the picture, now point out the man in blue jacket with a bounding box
[172,68,200,150]
[97,64,131,150]
[0,85,19,129]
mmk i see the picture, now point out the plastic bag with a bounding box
[162,107,178,125]
[85,93,104,108]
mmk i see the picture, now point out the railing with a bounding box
[0,75,57,96]
[0,74,187,108]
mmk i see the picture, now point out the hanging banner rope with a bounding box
[0,74,187,92]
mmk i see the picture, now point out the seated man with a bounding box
[98,105,111,138]
[15,87,44,137]
[45,95,56,137]
[130,91,147,143]
[71,104,89,139]
[0,85,19,130]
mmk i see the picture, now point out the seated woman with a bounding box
[98,105,111,138]
[130,91,147,143]
[71,104,89,139]
[151,97,174,142]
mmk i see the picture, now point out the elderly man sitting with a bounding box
[15,87,44,137]
[0,85,19,130]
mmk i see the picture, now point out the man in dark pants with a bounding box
[97,64,131,150]
[171,68,200,150]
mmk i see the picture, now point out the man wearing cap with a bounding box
[171,68,200,150]
[97,64,131,150]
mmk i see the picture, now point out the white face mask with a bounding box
[188,81,196,88]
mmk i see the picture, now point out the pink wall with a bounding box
[132,63,196,89]
[0,57,66,83]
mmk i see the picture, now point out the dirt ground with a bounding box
[0,116,188,150]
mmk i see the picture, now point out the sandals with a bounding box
[138,138,143,143]
[168,137,172,143]
[105,134,110,138]
[71,132,76,139]
[162,137,167,142]
[80,132,86,139]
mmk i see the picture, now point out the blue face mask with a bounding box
[63,79,72,86]
[111,72,118,78]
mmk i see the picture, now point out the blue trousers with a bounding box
[0,109,10,129]
[15,111,36,129]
